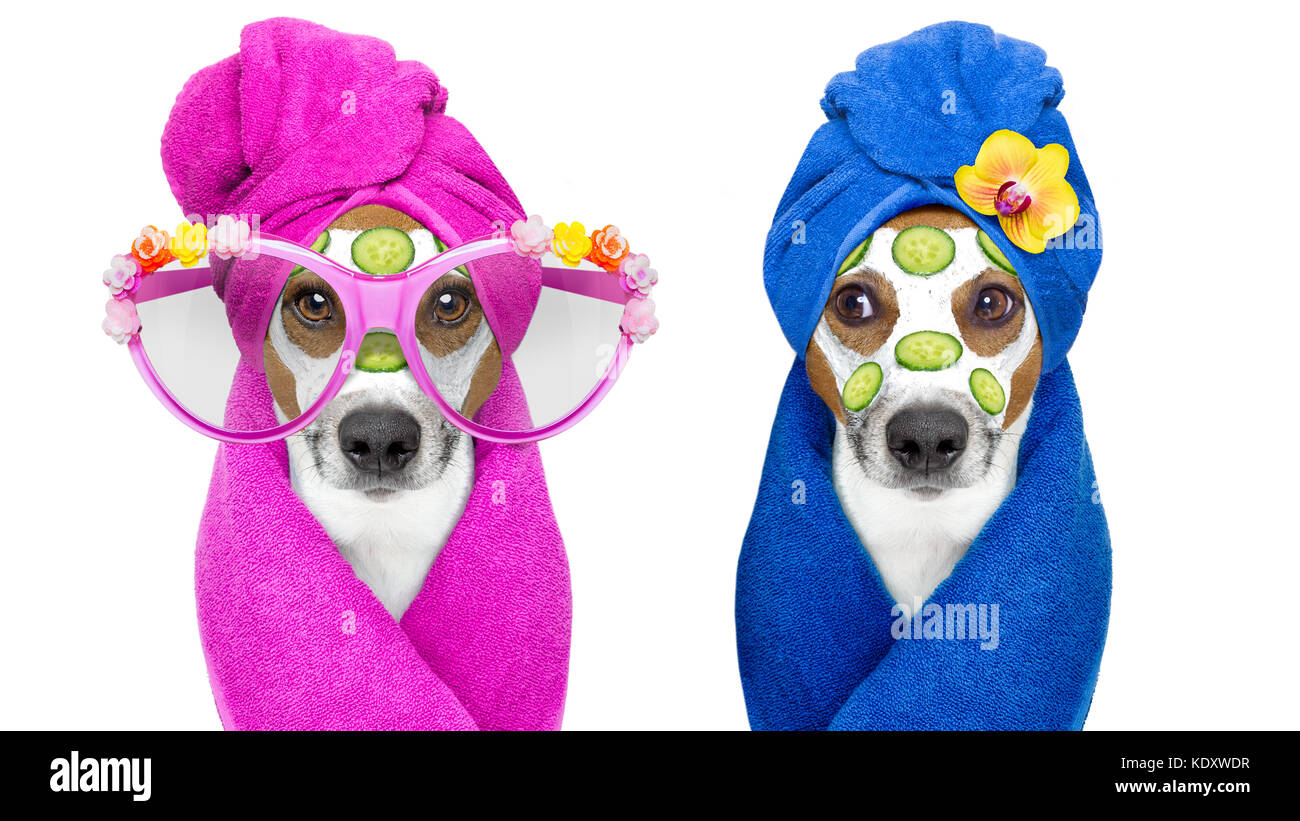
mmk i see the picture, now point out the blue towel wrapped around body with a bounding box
[736,21,1111,730]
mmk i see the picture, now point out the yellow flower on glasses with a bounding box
[172,221,209,268]
[954,129,1079,254]
[551,221,592,267]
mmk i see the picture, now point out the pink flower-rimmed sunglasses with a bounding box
[102,215,659,444]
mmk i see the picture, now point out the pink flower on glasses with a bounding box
[103,254,140,297]
[102,298,140,344]
[621,296,659,343]
[619,253,658,296]
[210,215,252,259]
[510,215,552,259]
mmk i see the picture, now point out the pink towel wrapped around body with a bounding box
[162,18,571,730]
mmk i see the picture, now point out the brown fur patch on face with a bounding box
[415,274,485,357]
[461,339,502,419]
[804,340,846,425]
[1004,333,1042,429]
[882,204,978,233]
[262,337,302,419]
[264,273,346,416]
[951,269,1027,358]
[822,269,899,357]
[805,267,900,421]
[279,273,347,358]
[328,203,424,233]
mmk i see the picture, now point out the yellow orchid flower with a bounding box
[954,129,1079,254]
[172,221,208,267]
[552,221,592,267]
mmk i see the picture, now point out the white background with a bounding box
[1,1,1296,730]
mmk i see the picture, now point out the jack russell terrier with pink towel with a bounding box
[99,17,659,730]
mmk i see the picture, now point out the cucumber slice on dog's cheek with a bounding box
[970,368,1006,415]
[891,225,956,276]
[842,361,883,412]
[355,331,408,373]
[895,330,963,371]
[352,227,417,275]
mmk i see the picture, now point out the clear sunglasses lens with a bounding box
[413,251,625,432]
[134,257,345,433]
[134,282,242,429]
[258,263,347,427]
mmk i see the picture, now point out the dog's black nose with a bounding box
[338,409,421,474]
[886,407,968,472]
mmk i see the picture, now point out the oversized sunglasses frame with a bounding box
[125,232,635,444]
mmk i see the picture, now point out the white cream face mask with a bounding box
[265,227,491,424]
[813,224,1038,427]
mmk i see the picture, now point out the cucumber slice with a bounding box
[289,230,332,278]
[355,331,408,373]
[836,235,872,275]
[352,227,416,275]
[842,361,883,412]
[970,368,1006,415]
[977,230,1016,275]
[891,225,955,276]
[895,330,963,371]
[431,233,469,277]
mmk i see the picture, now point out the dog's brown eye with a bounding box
[973,286,1015,323]
[834,284,875,324]
[432,290,470,324]
[294,291,333,323]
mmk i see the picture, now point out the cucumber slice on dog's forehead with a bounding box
[891,225,955,276]
[355,331,408,373]
[431,232,470,277]
[837,235,873,275]
[842,361,883,412]
[977,230,1016,275]
[895,330,963,371]
[289,230,332,278]
[970,368,1006,415]
[352,226,416,275]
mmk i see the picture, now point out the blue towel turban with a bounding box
[736,21,1112,730]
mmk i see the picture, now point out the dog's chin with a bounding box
[907,486,946,500]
